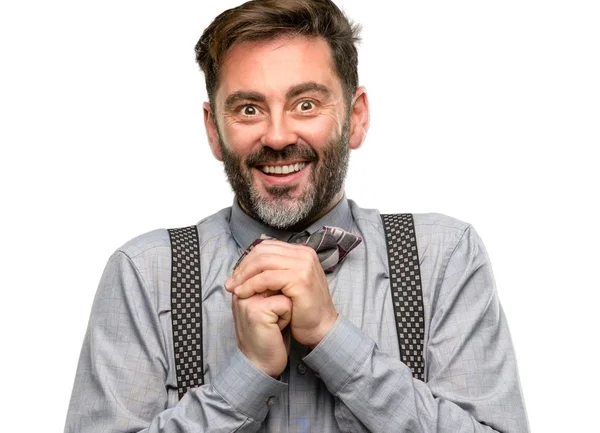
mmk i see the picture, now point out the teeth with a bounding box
[260,162,307,174]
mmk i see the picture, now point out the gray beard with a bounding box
[249,176,317,229]
[218,118,350,230]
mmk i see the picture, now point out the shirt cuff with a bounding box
[211,348,288,421]
[303,316,374,395]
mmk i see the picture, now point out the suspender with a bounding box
[381,214,425,381]
[167,226,204,399]
[168,213,425,398]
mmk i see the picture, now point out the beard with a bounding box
[218,118,351,230]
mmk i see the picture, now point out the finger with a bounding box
[234,269,291,299]
[241,242,313,272]
[234,292,292,323]
[225,252,289,292]
[255,239,302,250]
[227,247,305,290]
[264,294,292,329]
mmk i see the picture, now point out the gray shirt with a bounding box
[65,198,529,432]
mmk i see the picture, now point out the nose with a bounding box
[261,112,298,149]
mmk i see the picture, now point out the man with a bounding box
[65,0,529,432]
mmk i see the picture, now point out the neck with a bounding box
[303,190,344,227]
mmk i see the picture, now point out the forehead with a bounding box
[216,36,342,101]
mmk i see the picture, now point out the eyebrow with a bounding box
[285,82,332,99]
[223,82,333,112]
[223,91,266,111]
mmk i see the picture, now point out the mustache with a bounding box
[245,145,318,168]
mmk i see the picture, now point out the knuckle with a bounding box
[252,242,266,253]
[301,246,318,261]
[299,270,311,284]
[257,254,269,267]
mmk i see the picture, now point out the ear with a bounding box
[203,102,223,161]
[348,87,369,150]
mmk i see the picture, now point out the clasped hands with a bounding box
[224,239,338,377]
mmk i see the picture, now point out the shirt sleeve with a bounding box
[64,250,286,433]
[303,225,530,433]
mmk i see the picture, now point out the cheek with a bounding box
[221,121,265,153]
[295,115,343,144]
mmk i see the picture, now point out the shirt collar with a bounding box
[229,195,353,250]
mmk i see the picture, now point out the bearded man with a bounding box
[65,1,529,432]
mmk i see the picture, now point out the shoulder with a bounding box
[348,199,471,244]
[117,228,171,260]
[410,213,486,272]
[412,213,472,246]
[349,200,482,266]
[105,207,233,298]
[349,201,478,265]
[115,206,233,261]
[412,212,469,232]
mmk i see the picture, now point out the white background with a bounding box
[1,1,598,431]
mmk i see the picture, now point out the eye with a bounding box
[297,100,315,112]
[240,105,258,116]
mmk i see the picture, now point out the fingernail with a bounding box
[224,277,234,291]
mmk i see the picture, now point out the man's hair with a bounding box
[195,0,361,106]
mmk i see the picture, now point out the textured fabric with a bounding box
[168,226,204,399]
[64,197,530,433]
[234,225,362,272]
[381,213,425,381]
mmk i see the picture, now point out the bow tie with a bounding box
[235,226,362,272]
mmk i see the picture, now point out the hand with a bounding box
[232,292,292,377]
[226,240,338,348]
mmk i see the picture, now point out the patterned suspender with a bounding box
[168,214,425,398]
[380,214,425,381]
[167,226,204,400]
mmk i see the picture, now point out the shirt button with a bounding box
[266,396,277,406]
[296,362,307,375]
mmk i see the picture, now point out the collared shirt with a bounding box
[65,197,529,432]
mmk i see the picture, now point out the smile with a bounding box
[259,162,307,174]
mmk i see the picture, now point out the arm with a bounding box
[304,226,529,433]
[64,251,286,433]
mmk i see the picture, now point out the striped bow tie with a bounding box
[235,226,362,273]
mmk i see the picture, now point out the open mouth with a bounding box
[258,162,308,176]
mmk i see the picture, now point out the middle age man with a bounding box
[65,1,529,432]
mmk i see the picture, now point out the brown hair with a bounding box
[195,0,361,106]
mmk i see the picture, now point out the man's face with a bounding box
[205,36,366,229]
